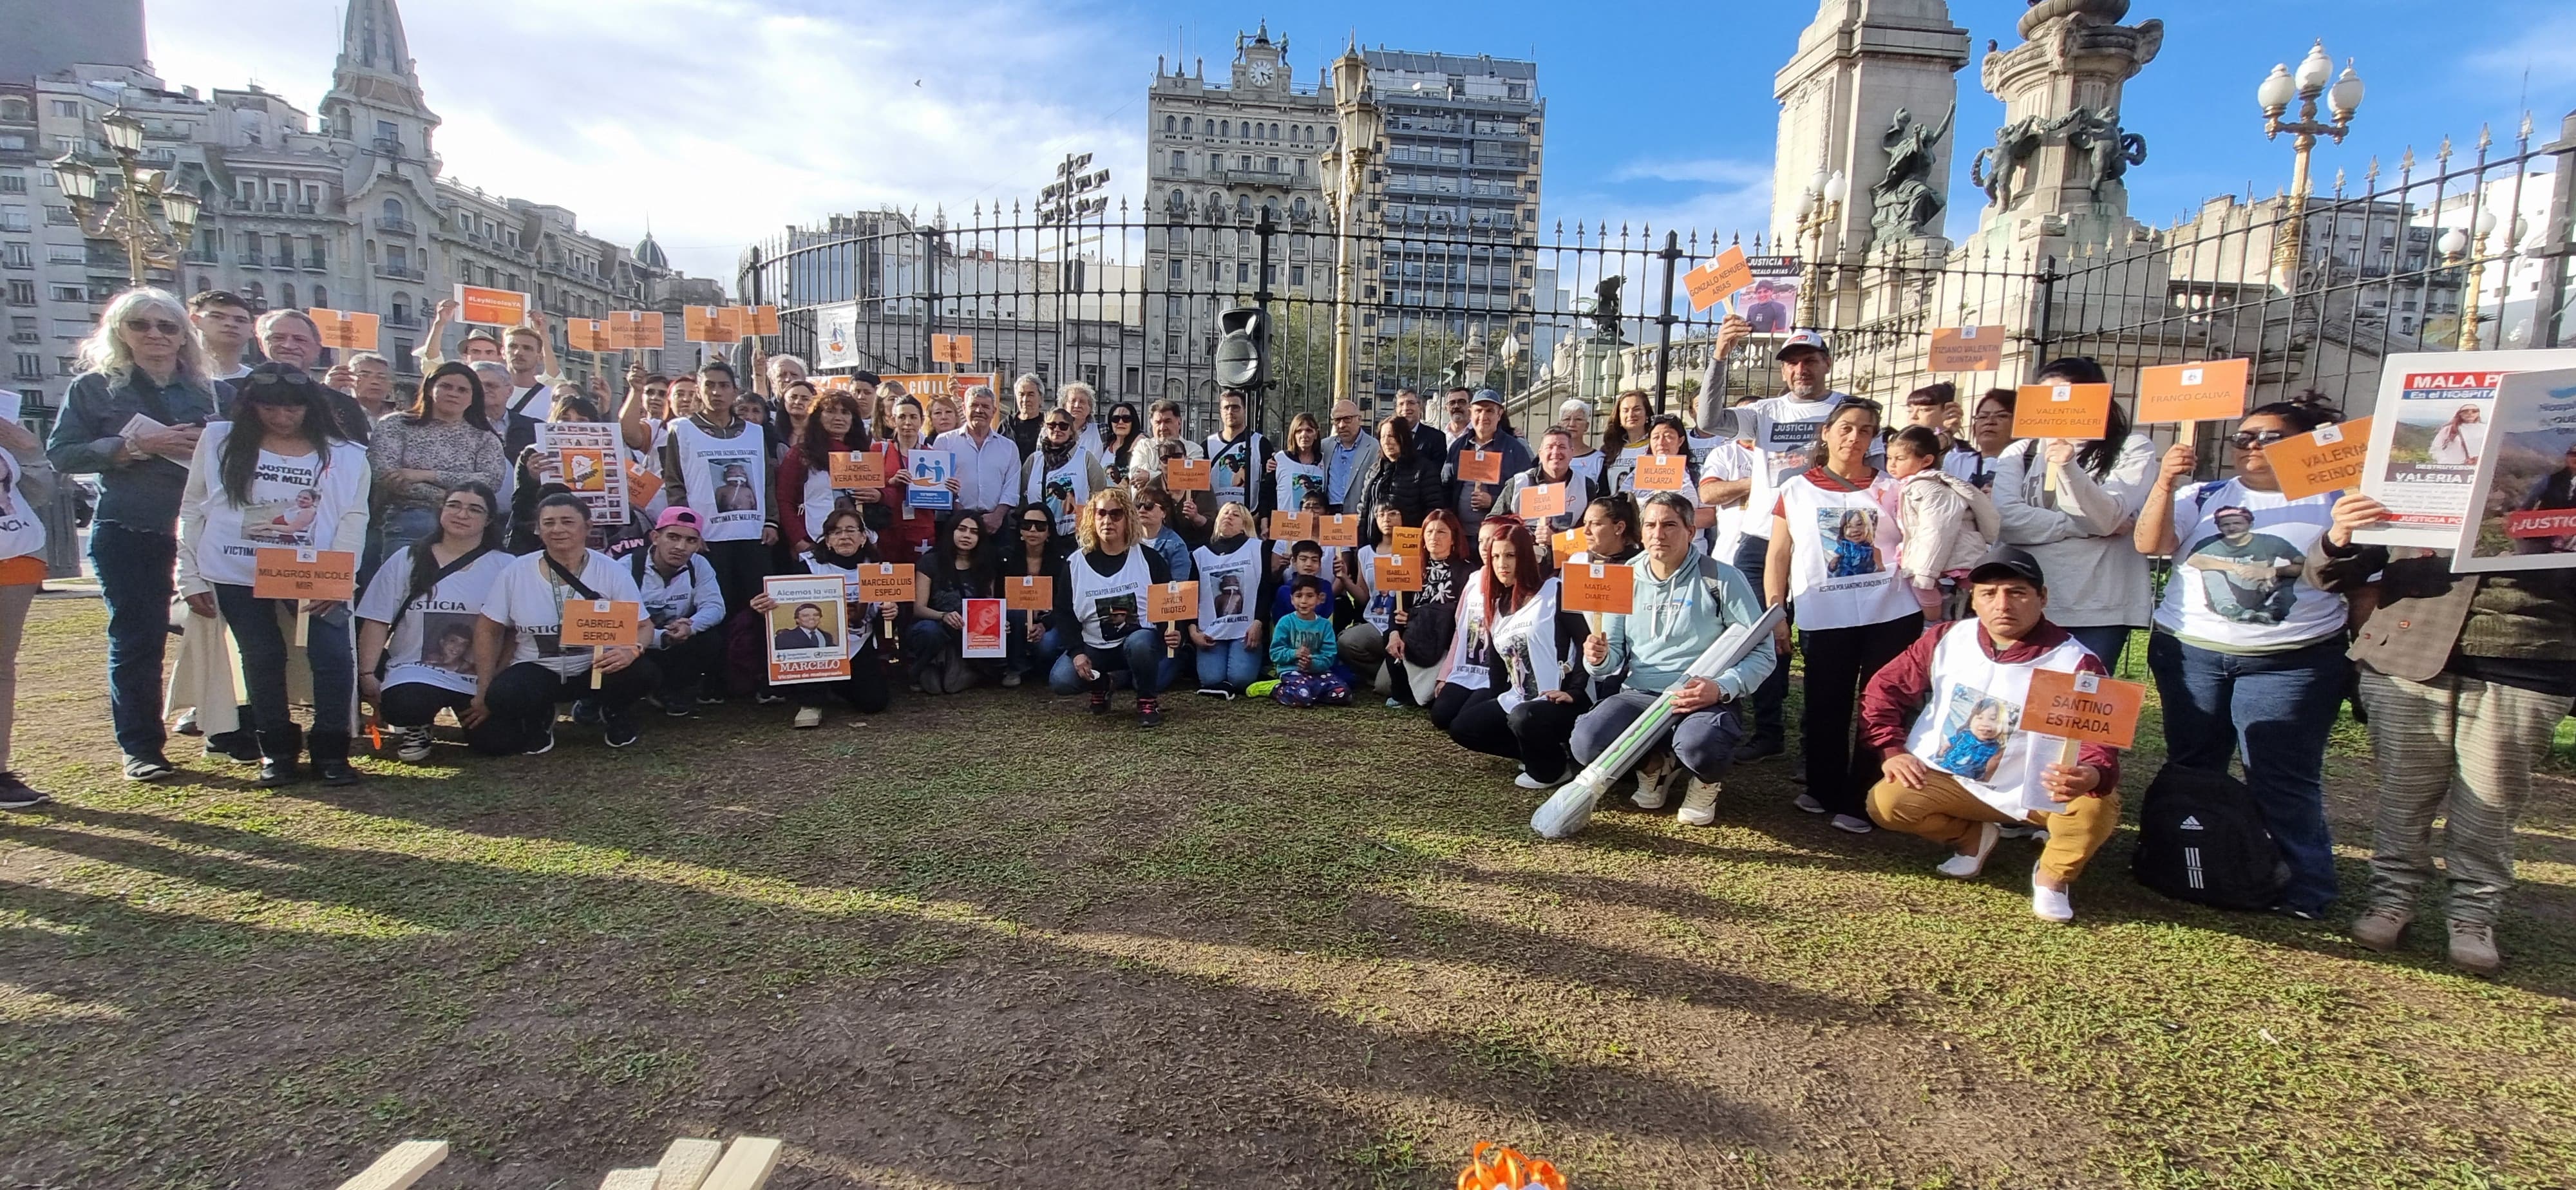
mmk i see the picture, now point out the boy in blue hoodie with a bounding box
[1269,574,1350,707]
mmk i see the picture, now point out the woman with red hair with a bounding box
[1436,515,1591,788]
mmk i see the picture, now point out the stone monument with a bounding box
[1963,0,2163,256]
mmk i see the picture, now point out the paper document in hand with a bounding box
[119,413,196,464]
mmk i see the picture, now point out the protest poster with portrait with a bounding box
[536,422,630,526]
[2351,350,2576,547]
[962,598,1007,658]
[764,574,851,685]
[2452,368,2576,572]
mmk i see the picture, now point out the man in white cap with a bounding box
[1696,314,1865,765]
[1325,398,1370,511]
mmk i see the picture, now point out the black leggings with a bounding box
[471,658,662,755]
[1799,613,1925,816]
[1446,688,1588,782]
[376,681,473,730]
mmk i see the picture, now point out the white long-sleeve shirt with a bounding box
[1989,434,2159,629]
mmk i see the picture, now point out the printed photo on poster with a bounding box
[2452,368,2576,572]
[538,422,630,526]
[1819,508,1882,578]
[1740,257,1801,333]
[962,598,1006,658]
[2347,350,2576,547]
[906,449,957,511]
[763,574,851,685]
[415,612,480,679]
[1094,590,1140,640]
[2184,505,2305,625]
[1931,685,2020,784]
[242,489,321,545]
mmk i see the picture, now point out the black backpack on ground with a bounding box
[2130,763,2291,911]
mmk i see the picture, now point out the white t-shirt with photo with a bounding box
[2153,478,2344,652]
[479,548,646,678]
[355,545,514,695]
[186,422,370,588]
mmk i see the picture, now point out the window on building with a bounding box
[390,294,409,323]
[381,196,406,224]
[1164,115,1175,132]
[312,285,328,308]
[1170,149,1185,172]
[279,283,296,308]
[48,285,84,301]
[0,176,21,194]
[50,100,79,118]
[242,281,263,305]
[1181,117,1191,133]
[1266,156,1278,173]
[1169,258,1182,281]
[1220,120,1230,137]
[6,281,32,303]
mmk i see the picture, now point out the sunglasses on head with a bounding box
[245,366,311,385]
[2230,430,2291,449]
[124,317,185,337]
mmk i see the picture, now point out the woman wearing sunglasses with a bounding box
[999,505,1070,687]
[176,364,371,786]
[1100,401,1146,486]
[2135,395,2349,921]
[1049,487,1181,726]
[50,288,225,781]
[1989,357,2159,668]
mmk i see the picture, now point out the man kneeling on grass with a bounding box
[1859,547,2119,922]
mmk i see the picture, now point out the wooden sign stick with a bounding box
[592,647,605,690]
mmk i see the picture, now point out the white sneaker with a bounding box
[395,726,433,763]
[1935,821,2000,878]
[1676,778,1722,826]
[792,706,823,729]
[1829,813,1874,835]
[2032,868,2075,922]
[1513,769,1550,790]
[1794,793,1827,815]
[1631,766,1671,810]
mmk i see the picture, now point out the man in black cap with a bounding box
[1857,546,2123,923]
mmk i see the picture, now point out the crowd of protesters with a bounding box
[1,289,2562,976]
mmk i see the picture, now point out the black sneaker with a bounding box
[602,710,639,749]
[1731,737,1785,765]
[754,692,787,706]
[255,757,296,788]
[1137,695,1163,728]
[0,771,49,810]
[571,698,603,726]
[661,694,696,718]
[317,760,359,787]
[695,692,727,706]
[522,725,555,756]
[123,755,176,782]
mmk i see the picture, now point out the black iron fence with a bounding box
[732,109,2576,441]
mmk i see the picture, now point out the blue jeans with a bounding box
[366,504,440,589]
[2066,623,2134,672]
[1009,612,1065,677]
[1571,686,1745,782]
[1193,634,1262,691]
[1732,534,1788,746]
[2146,631,2345,914]
[902,618,956,669]
[92,523,176,760]
[211,583,356,749]
[1048,628,1178,697]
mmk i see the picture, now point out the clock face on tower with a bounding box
[1250,64,1276,86]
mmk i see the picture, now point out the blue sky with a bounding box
[152,0,2573,288]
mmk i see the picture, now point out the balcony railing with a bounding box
[375,217,415,235]
[269,255,296,268]
[384,314,421,330]
[374,262,424,281]
[370,137,402,157]
[301,257,328,271]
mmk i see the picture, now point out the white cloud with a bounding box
[1606,156,1773,187]
[1548,154,1779,259]
[144,0,1146,291]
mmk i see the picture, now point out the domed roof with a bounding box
[634,230,668,270]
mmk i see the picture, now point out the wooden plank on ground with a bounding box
[698,1137,784,1190]
[652,1138,726,1190]
[600,1169,659,1190]
[336,1140,448,1190]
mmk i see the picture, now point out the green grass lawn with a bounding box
[2,599,2570,1188]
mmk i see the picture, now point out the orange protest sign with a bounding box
[605,310,665,350]
[1148,581,1198,622]
[683,306,734,344]
[1517,482,1567,518]
[857,563,916,603]
[744,305,780,337]
[2025,668,2147,750]
[1561,561,1636,614]
[2135,359,2251,424]
[623,459,662,507]
[1165,457,1211,491]
[1927,325,2005,372]
[308,308,381,352]
[1003,574,1054,610]
[560,599,641,648]
[455,285,529,326]
[2011,382,2114,440]
[1458,449,1503,484]
[1318,513,1363,547]
[931,333,975,364]
[1634,454,1691,492]
[1372,552,1423,592]
[251,547,357,601]
[1551,527,1587,558]
[829,449,886,487]
[564,317,611,354]
[1388,526,1423,559]
[2270,415,2372,501]
[1683,245,1752,313]
[1269,510,1318,542]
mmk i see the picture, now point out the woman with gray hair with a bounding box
[46,288,225,781]
[1558,399,1604,487]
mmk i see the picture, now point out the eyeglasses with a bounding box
[123,317,185,337]
[1094,507,1127,521]
[2230,430,2292,449]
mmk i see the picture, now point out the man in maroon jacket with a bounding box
[1861,547,2122,921]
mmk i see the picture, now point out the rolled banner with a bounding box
[1531,603,1785,840]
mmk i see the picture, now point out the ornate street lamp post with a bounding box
[52,109,200,287]
[1792,167,1846,329]
[2259,41,2364,296]
[1320,43,1381,404]
[2439,207,2505,351]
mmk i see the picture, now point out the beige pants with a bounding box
[1868,767,2121,885]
